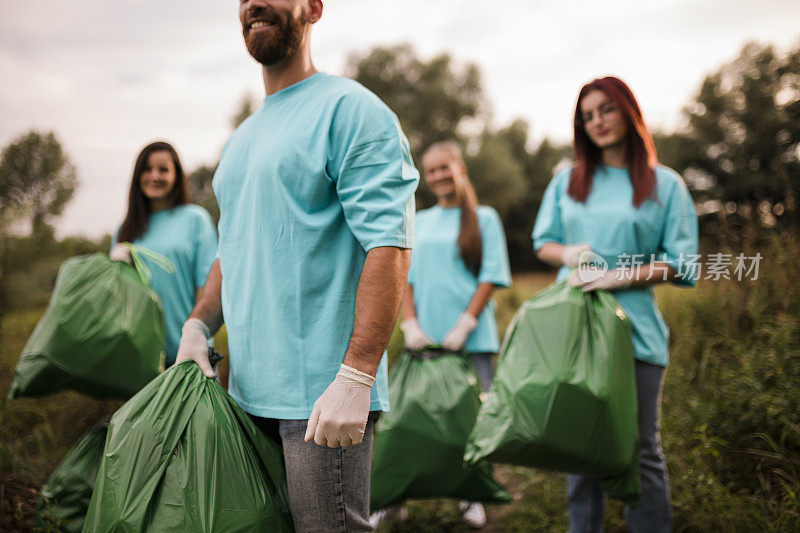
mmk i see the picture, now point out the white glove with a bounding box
[175,318,215,378]
[109,243,132,264]
[400,318,434,351]
[561,243,594,269]
[567,267,634,292]
[441,312,478,352]
[305,364,374,448]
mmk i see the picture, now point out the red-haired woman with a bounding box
[532,77,698,532]
[389,141,512,528]
[109,141,217,368]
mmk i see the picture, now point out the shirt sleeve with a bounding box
[328,91,420,252]
[477,207,512,287]
[657,173,699,287]
[193,208,219,289]
[531,171,567,251]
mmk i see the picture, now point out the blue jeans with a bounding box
[468,352,495,393]
[567,360,672,533]
[251,413,378,532]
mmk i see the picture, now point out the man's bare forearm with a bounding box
[188,259,224,335]
[343,246,411,376]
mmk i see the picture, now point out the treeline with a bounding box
[1,41,798,315]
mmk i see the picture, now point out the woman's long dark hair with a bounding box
[423,142,482,277]
[118,141,189,243]
[569,76,657,208]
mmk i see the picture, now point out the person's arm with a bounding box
[305,246,410,448]
[399,284,434,350]
[440,282,496,351]
[400,284,416,320]
[538,242,594,269]
[343,246,410,375]
[175,260,224,377]
[568,260,681,292]
[465,282,496,318]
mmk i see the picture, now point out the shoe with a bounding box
[369,504,408,529]
[460,501,487,529]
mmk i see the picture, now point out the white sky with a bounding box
[1,0,798,238]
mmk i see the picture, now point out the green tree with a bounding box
[347,43,487,164]
[666,41,800,239]
[0,130,77,330]
[188,164,219,224]
[231,92,258,130]
[0,131,77,233]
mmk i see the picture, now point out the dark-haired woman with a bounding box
[398,141,512,528]
[110,141,217,367]
[532,77,698,532]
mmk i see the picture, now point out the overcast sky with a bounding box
[1,0,798,238]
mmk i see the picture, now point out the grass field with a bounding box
[1,267,797,532]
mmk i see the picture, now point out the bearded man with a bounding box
[175,1,418,530]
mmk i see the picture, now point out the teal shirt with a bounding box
[112,204,218,365]
[212,72,419,419]
[408,205,512,353]
[532,165,698,366]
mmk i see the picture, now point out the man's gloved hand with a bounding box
[441,312,477,352]
[400,318,434,351]
[304,364,374,448]
[561,243,594,269]
[567,267,634,292]
[109,243,132,264]
[175,318,216,378]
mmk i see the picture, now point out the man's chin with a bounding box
[246,39,288,66]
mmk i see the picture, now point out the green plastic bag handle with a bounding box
[120,243,176,285]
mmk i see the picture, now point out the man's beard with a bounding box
[243,8,306,66]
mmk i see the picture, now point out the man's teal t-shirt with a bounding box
[212,72,419,419]
[531,165,698,366]
[112,204,218,365]
[408,205,511,353]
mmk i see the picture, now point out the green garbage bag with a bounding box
[370,349,511,511]
[464,281,640,503]
[36,420,108,533]
[7,252,164,400]
[83,361,294,532]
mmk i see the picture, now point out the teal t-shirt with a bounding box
[531,165,698,366]
[112,204,218,365]
[408,205,512,353]
[212,72,419,419]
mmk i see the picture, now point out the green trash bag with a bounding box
[7,252,164,400]
[36,420,108,533]
[370,349,511,511]
[83,361,294,532]
[464,281,640,503]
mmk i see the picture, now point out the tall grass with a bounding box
[1,243,797,531]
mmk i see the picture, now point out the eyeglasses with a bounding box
[581,102,619,124]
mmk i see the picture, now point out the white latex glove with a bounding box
[400,318,434,351]
[567,267,634,292]
[304,364,374,448]
[109,243,132,264]
[561,243,594,269]
[175,318,215,378]
[441,312,478,352]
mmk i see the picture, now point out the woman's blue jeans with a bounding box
[567,360,672,533]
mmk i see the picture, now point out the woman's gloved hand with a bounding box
[304,364,374,448]
[567,267,634,292]
[400,318,434,351]
[441,312,477,352]
[561,243,594,268]
[109,243,132,264]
